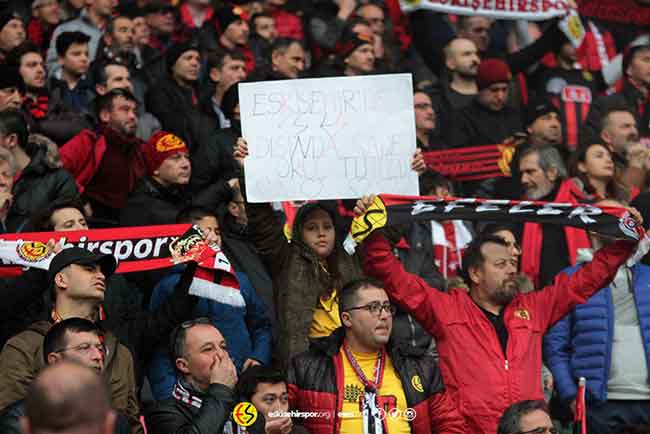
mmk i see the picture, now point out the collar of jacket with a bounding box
[623,80,650,104]
[310,327,427,359]
[141,176,185,200]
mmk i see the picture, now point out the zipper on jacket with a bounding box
[505,359,509,371]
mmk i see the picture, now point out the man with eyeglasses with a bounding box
[497,400,557,434]
[287,278,465,434]
[146,318,239,434]
[356,193,644,434]
[0,317,132,434]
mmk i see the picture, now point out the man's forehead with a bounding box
[255,382,287,395]
[66,330,100,343]
[188,323,223,344]
[356,286,389,302]
[480,241,510,258]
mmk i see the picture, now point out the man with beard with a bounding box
[444,38,480,111]
[518,146,575,287]
[60,88,146,222]
[288,278,465,434]
[600,106,650,191]
[355,195,644,434]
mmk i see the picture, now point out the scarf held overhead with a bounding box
[0,224,243,306]
[343,194,643,254]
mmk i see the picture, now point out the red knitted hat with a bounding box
[143,131,189,176]
[476,58,512,90]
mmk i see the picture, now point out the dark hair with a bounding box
[0,109,29,152]
[612,425,650,434]
[418,170,452,196]
[5,41,41,67]
[497,400,549,434]
[480,223,520,242]
[42,318,102,364]
[270,37,303,57]
[236,365,287,402]
[250,12,273,35]
[569,142,621,200]
[169,317,214,366]
[338,277,384,318]
[459,234,509,286]
[600,104,637,133]
[206,47,246,72]
[95,87,137,116]
[176,206,218,224]
[221,82,240,119]
[92,60,128,87]
[29,198,88,231]
[55,31,91,58]
[105,15,131,37]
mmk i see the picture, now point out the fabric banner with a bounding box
[423,144,515,181]
[343,194,643,254]
[578,0,650,26]
[399,0,569,20]
[0,224,210,276]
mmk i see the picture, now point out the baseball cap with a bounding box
[48,248,117,286]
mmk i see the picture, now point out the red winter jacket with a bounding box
[60,129,146,193]
[362,232,636,434]
[287,329,465,434]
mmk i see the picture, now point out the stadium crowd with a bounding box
[0,0,650,433]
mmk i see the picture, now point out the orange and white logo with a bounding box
[514,309,531,321]
[155,134,186,153]
[16,241,52,263]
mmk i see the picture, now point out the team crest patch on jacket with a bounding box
[411,375,424,393]
[514,309,530,321]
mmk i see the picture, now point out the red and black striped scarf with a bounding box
[24,93,49,119]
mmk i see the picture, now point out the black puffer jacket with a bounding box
[120,177,234,227]
[6,146,79,232]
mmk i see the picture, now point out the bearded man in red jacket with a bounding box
[354,195,643,434]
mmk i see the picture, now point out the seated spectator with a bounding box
[148,205,272,399]
[146,40,215,152]
[27,0,60,55]
[0,13,25,63]
[570,142,633,202]
[414,89,439,150]
[120,131,235,227]
[1,109,79,232]
[18,362,121,434]
[0,248,142,430]
[0,63,24,112]
[144,1,181,58]
[8,41,93,145]
[145,320,237,434]
[0,318,131,434]
[93,61,161,141]
[0,245,201,431]
[45,0,112,75]
[236,365,309,434]
[49,31,94,115]
[264,0,303,42]
[288,278,465,434]
[0,147,14,233]
[248,12,276,70]
[497,400,555,434]
[213,5,255,74]
[340,32,376,77]
[60,88,146,223]
[268,37,306,80]
[202,48,247,130]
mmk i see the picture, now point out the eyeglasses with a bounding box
[414,103,434,110]
[54,342,107,357]
[346,301,396,317]
[516,427,559,434]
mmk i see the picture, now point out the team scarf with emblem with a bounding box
[342,341,386,434]
[0,224,244,307]
[422,143,516,181]
[344,194,644,255]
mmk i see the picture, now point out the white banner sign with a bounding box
[239,74,419,202]
[399,0,570,20]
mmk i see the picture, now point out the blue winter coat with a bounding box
[544,263,650,403]
[148,265,273,400]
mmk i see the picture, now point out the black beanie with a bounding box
[0,12,19,33]
[214,6,247,33]
[166,40,200,74]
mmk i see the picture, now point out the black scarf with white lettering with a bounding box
[344,194,644,254]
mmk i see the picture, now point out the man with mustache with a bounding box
[599,106,650,191]
[0,318,132,434]
[60,88,146,223]
[355,195,644,434]
[288,278,465,434]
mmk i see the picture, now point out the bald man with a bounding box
[444,38,480,110]
[20,362,116,434]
